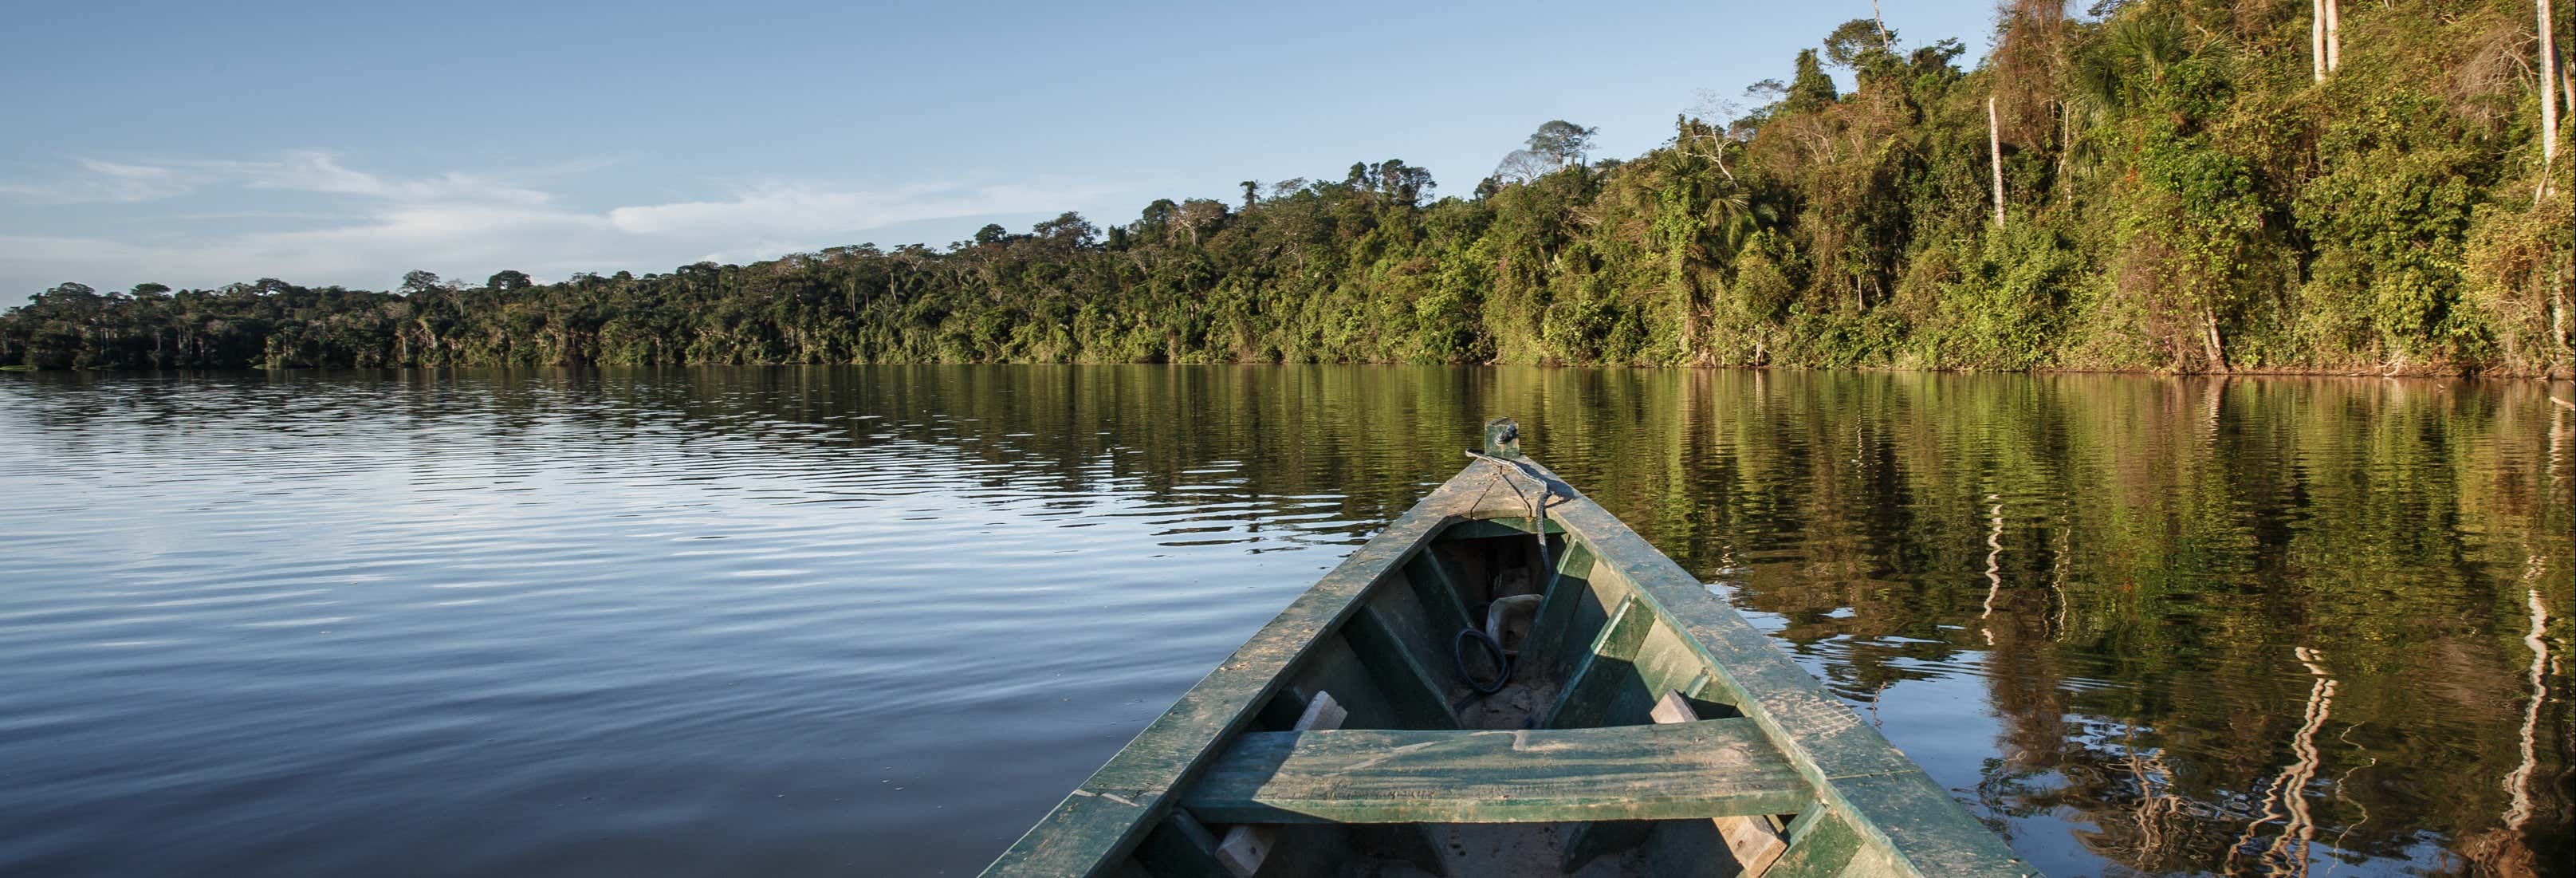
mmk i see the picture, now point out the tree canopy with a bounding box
[4,0,2567,376]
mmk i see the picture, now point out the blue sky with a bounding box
[1,1,2004,301]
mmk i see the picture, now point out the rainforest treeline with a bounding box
[5,0,2570,375]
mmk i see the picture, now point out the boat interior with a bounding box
[1119,514,1855,878]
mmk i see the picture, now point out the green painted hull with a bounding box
[984,448,2035,877]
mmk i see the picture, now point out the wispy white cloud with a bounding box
[0,152,1107,295]
[210,151,556,206]
[77,159,171,180]
[605,183,1077,236]
[0,158,195,203]
[2,152,559,207]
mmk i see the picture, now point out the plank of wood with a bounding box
[1611,626,1725,722]
[1518,541,1606,680]
[1209,827,1268,878]
[1402,553,1476,636]
[1762,808,1863,878]
[1132,811,1229,878]
[1339,604,1461,729]
[1719,813,1793,875]
[1643,685,1696,721]
[1213,692,1345,877]
[1652,691,1790,876]
[1440,517,1561,541]
[1182,719,1811,825]
[1253,686,1312,731]
[1539,596,1654,729]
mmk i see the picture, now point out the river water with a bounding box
[0,366,2567,876]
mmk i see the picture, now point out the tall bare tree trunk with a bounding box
[2202,305,2228,372]
[2545,43,2566,114]
[2542,0,2561,203]
[1679,275,1697,356]
[2324,0,2342,72]
[2056,101,2071,190]
[1989,96,2007,227]
[2555,262,2569,355]
[2312,0,2327,82]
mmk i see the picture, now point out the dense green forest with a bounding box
[4,0,2570,375]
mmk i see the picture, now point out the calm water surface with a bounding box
[1,366,2568,876]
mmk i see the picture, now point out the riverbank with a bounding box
[6,358,2566,380]
[6,0,2570,379]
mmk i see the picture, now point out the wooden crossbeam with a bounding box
[1341,604,1461,730]
[1540,595,1652,728]
[1401,553,1476,636]
[1132,811,1229,878]
[1182,718,1811,825]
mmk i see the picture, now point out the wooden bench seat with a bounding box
[1180,718,1813,825]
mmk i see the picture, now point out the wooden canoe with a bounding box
[983,420,2035,877]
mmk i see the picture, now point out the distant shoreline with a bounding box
[6,361,2569,381]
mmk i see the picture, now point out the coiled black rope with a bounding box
[1453,627,1512,695]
